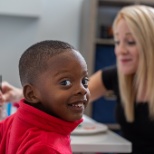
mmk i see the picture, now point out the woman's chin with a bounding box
[119,66,136,75]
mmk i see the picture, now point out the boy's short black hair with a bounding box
[19,40,75,86]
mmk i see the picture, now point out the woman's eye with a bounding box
[60,80,71,86]
[114,40,119,46]
[82,78,89,88]
[127,41,136,45]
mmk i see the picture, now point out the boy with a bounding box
[0,40,90,154]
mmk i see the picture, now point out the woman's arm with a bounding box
[89,70,108,102]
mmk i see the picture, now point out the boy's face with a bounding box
[34,50,90,122]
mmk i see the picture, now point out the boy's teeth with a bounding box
[78,104,84,107]
[72,103,84,107]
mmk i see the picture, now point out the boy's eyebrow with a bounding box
[54,70,70,76]
[54,70,88,77]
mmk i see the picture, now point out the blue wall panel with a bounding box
[92,44,117,124]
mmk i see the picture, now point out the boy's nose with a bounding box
[76,84,87,95]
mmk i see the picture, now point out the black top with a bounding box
[102,66,154,154]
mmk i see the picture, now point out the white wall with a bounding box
[0,0,83,87]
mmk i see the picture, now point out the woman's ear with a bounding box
[23,84,40,103]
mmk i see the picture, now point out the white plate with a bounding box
[72,122,108,135]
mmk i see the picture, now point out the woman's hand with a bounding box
[0,81,23,104]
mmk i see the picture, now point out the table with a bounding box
[71,115,132,153]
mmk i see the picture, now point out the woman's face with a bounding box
[114,19,139,75]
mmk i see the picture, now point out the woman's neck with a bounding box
[136,89,148,103]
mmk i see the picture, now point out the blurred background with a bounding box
[0,0,83,87]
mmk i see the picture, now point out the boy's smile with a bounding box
[67,98,87,111]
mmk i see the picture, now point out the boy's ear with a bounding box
[23,84,40,103]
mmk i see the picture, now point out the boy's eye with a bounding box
[82,78,89,88]
[60,80,71,86]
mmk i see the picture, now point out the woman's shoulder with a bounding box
[102,65,118,81]
[101,65,118,90]
[103,65,117,75]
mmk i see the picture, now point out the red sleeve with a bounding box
[21,145,61,154]
[0,122,3,142]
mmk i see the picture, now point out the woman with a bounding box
[1,5,154,153]
[89,5,154,154]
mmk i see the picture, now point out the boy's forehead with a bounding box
[48,49,83,61]
[46,50,87,70]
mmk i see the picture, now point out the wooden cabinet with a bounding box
[80,0,154,130]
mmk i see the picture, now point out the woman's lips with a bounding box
[120,58,132,63]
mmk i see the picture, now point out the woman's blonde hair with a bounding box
[113,5,154,122]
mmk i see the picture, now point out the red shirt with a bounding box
[0,99,82,154]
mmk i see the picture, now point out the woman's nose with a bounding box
[116,42,128,54]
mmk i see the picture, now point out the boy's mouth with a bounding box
[69,103,84,108]
[68,101,86,111]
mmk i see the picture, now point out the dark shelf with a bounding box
[98,0,135,7]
